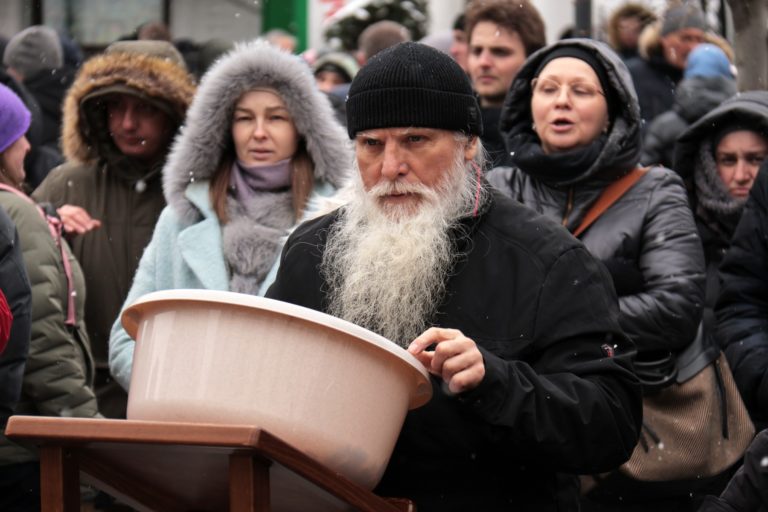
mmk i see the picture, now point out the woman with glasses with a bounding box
[487,39,710,509]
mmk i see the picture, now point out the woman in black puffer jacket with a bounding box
[488,38,704,361]
[487,38,707,510]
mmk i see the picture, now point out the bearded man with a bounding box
[265,42,642,512]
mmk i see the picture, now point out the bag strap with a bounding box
[572,167,649,238]
[0,183,77,326]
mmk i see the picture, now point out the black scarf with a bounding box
[510,133,606,186]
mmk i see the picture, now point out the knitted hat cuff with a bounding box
[347,87,482,138]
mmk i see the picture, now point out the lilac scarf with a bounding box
[230,158,292,203]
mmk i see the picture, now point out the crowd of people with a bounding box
[0,1,767,511]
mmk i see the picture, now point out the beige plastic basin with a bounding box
[122,289,432,490]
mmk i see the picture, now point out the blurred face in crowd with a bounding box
[468,21,527,108]
[355,127,477,219]
[617,15,644,50]
[531,57,610,154]
[450,28,469,72]
[106,93,174,163]
[232,89,299,166]
[660,27,705,69]
[0,135,30,187]
[315,70,347,92]
[715,130,768,199]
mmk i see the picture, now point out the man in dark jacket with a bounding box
[266,41,642,512]
[716,160,768,433]
[626,3,707,125]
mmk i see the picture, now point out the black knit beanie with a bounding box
[346,41,482,139]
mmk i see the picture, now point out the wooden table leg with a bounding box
[39,445,80,512]
[229,452,272,512]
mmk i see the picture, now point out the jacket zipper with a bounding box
[561,188,574,228]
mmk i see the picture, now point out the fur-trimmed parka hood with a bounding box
[163,40,352,223]
[607,3,657,55]
[61,48,196,164]
[500,38,642,186]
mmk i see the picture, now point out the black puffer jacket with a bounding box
[716,163,768,432]
[698,428,768,511]
[489,38,705,357]
[675,91,768,339]
[641,75,737,168]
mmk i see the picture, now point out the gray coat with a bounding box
[488,39,705,356]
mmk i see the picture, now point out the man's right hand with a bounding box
[57,205,102,234]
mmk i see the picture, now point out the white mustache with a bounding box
[369,180,433,198]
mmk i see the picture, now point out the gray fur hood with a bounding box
[500,38,642,186]
[163,39,353,223]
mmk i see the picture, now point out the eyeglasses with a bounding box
[531,78,605,101]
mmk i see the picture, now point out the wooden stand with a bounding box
[5,416,414,512]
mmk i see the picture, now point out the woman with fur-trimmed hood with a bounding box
[32,40,196,418]
[108,40,352,391]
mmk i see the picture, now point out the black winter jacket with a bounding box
[267,189,643,511]
[716,164,768,432]
[490,38,705,359]
[0,206,31,429]
[641,75,736,168]
[698,428,768,512]
[626,51,682,126]
[675,91,768,340]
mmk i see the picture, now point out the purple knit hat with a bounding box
[0,83,31,153]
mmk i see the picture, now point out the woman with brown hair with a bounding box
[108,40,352,391]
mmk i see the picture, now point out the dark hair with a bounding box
[453,14,465,32]
[465,0,546,57]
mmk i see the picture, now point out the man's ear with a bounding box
[464,136,479,162]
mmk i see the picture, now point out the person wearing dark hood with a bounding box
[674,91,768,345]
[109,40,352,391]
[626,3,707,125]
[487,38,706,507]
[266,41,642,511]
[642,43,737,169]
[715,152,768,435]
[32,40,196,419]
[605,2,657,61]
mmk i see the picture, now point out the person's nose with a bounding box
[380,143,407,181]
[554,85,571,106]
[121,105,137,131]
[478,49,493,67]
[251,118,268,140]
[733,158,754,184]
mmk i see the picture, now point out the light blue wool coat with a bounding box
[108,40,352,390]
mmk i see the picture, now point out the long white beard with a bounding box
[321,146,483,347]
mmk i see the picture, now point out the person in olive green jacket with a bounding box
[32,40,196,418]
[0,82,98,511]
